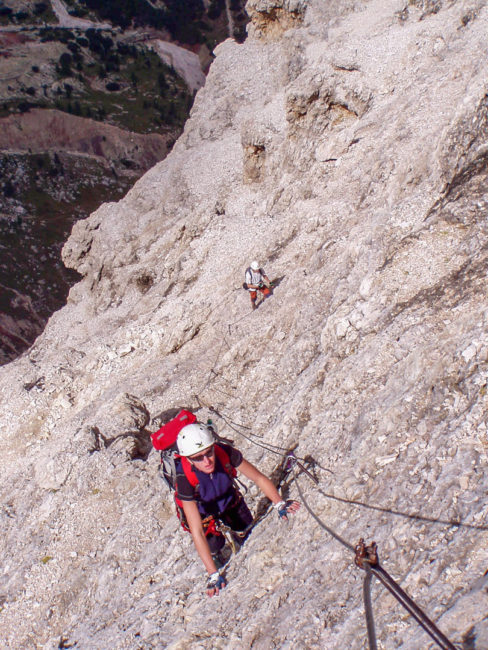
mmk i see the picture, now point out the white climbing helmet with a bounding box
[250,260,260,271]
[177,423,215,457]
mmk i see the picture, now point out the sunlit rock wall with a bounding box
[1,1,487,648]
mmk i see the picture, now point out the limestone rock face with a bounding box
[1,0,488,648]
[247,0,307,39]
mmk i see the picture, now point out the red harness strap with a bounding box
[180,444,236,487]
[175,444,237,535]
[175,505,219,536]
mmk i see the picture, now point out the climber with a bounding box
[244,260,272,310]
[176,423,300,597]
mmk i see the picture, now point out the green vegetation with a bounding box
[3,27,193,134]
[39,27,77,43]
[65,45,190,132]
[0,1,56,25]
[0,0,248,45]
[72,0,246,47]
[79,31,190,131]
[58,52,73,76]
[78,0,207,44]
[0,99,43,118]
[0,151,132,317]
[0,0,248,364]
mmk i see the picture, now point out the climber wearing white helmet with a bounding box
[176,422,300,597]
[244,260,272,310]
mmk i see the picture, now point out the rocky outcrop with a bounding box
[247,0,307,39]
[1,1,488,648]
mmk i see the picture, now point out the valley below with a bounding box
[0,0,247,364]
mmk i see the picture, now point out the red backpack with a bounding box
[151,409,196,452]
[151,409,197,491]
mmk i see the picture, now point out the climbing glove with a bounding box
[274,499,300,521]
[206,571,227,596]
[274,500,289,520]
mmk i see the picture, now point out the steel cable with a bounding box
[312,484,486,532]
[369,565,456,650]
[363,564,378,650]
[294,473,355,553]
[197,397,305,456]
[216,412,295,454]
[293,468,457,650]
[199,401,334,476]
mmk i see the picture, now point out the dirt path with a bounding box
[225,0,235,38]
[48,1,205,92]
[50,0,112,30]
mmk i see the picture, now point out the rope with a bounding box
[207,384,237,399]
[196,397,300,455]
[206,406,253,430]
[216,412,294,455]
[198,399,333,474]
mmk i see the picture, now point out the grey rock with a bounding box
[0,0,488,648]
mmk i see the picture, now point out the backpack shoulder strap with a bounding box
[159,448,179,491]
[180,455,199,487]
[179,444,237,492]
[214,444,237,478]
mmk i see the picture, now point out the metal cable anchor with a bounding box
[354,538,456,650]
[355,538,378,569]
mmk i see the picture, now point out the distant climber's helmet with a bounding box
[177,423,215,457]
[250,260,260,271]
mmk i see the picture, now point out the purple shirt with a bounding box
[176,443,243,516]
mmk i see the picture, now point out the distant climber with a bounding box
[176,423,300,596]
[244,260,272,310]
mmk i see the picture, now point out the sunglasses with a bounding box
[189,446,215,463]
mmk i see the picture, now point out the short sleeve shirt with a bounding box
[245,268,264,286]
[176,443,243,502]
